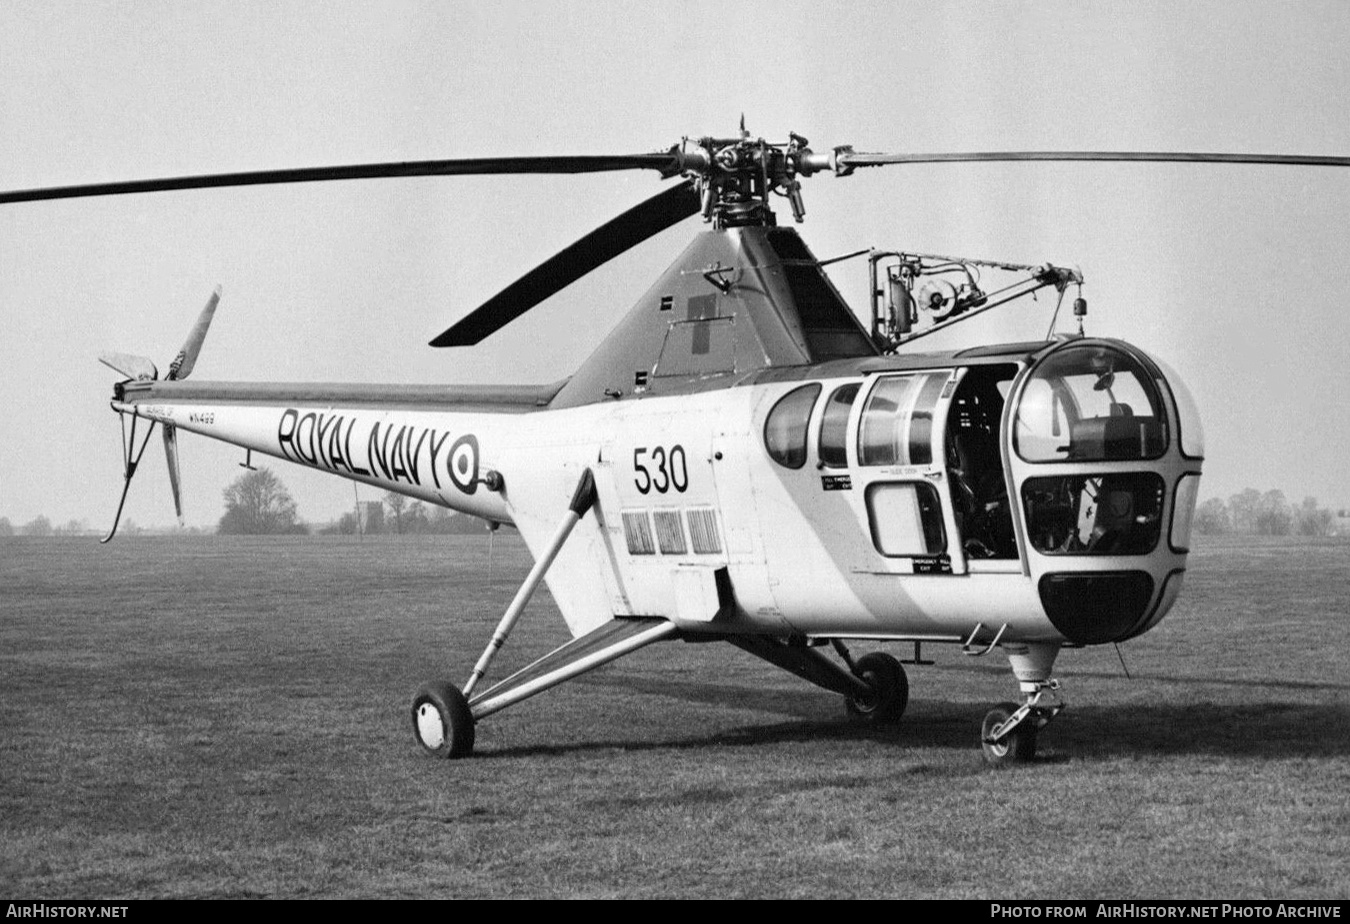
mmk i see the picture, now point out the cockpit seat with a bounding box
[1068,415,1163,460]
[949,431,1015,559]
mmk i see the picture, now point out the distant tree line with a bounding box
[0,515,102,537]
[321,491,487,536]
[0,515,212,537]
[8,475,1344,540]
[3,468,488,538]
[6,472,1340,541]
[1193,489,1339,537]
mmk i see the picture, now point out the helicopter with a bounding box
[5,128,1346,764]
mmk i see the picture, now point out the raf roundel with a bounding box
[448,435,479,495]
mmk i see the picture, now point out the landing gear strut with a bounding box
[980,683,1063,765]
[981,643,1065,766]
[410,469,601,761]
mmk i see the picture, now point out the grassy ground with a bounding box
[1,533,1347,899]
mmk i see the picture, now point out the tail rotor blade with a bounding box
[430,179,700,347]
[167,287,220,381]
[163,424,184,526]
[98,351,158,381]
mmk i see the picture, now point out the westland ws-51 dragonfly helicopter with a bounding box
[7,128,1347,764]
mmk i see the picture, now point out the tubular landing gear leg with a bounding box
[981,642,1065,766]
[411,469,597,760]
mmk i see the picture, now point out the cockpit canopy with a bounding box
[1014,344,1168,463]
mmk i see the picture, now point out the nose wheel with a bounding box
[980,681,1064,766]
[411,681,475,759]
[981,702,1037,764]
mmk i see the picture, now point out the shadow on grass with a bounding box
[1051,701,1350,760]
[1052,669,1350,693]
[483,716,927,760]
[485,674,1350,762]
[923,659,1350,693]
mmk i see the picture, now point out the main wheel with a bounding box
[411,681,475,759]
[844,652,908,723]
[981,701,1036,766]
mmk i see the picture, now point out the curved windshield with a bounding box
[1014,345,1168,462]
[1147,352,1205,459]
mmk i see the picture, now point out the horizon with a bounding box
[4,478,1345,536]
[5,3,1350,527]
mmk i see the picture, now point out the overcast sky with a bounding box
[3,0,1349,530]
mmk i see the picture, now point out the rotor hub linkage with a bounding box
[666,131,853,228]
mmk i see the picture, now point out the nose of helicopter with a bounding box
[1006,340,1204,645]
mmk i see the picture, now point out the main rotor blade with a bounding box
[0,154,680,204]
[838,151,1350,169]
[430,179,701,347]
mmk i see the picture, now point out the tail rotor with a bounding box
[101,288,220,541]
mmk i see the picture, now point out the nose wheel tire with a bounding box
[981,701,1037,766]
[412,681,475,759]
[844,652,908,723]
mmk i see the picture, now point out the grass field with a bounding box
[2,533,1347,899]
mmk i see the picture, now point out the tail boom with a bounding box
[110,381,551,525]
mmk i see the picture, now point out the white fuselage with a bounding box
[119,339,1200,649]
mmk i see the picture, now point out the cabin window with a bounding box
[865,482,947,556]
[819,382,860,468]
[858,373,947,466]
[1170,473,1201,552]
[1149,352,1206,459]
[1038,571,1155,645]
[1014,345,1168,463]
[764,384,820,469]
[1021,472,1165,555]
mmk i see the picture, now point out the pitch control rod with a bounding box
[462,469,598,698]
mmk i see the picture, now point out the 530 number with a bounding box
[634,445,688,494]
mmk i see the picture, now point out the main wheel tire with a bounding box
[845,652,909,723]
[981,701,1036,766]
[411,681,475,759]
